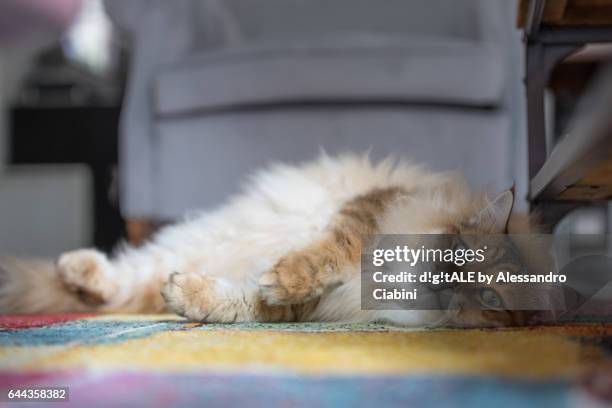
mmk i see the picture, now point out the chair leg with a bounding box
[126,218,155,246]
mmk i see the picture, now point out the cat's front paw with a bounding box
[161,273,221,321]
[57,249,117,306]
[259,252,326,305]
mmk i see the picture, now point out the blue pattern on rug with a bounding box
[0,320,189,346]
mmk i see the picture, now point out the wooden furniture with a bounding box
[530,102,612,202]
[125,219,155,247]
[519,0,612,27]
[518,0,612,227]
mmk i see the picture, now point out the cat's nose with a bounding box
[436,287,460,309]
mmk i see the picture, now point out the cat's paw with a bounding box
[258,252,326,305]
[57,249,117,306]
[161,273,221,321]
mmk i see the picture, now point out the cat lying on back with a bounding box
[0,154,542,327]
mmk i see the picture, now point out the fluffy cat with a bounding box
[0,154,542,327]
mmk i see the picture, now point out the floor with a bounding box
[0,314,611,407]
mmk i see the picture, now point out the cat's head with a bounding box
[379,186,562,327]
[433,189,562,328]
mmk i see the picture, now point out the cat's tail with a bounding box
[0,256,91,314]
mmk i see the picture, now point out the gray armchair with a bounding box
[105,0,525,221]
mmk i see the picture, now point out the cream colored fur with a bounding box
[0,154,521,326]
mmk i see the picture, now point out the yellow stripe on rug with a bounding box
[3,326,608,378]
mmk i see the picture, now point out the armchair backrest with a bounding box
[192,0,490,50]
[107,0,514,56]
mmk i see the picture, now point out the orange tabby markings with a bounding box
[259,187,406,306]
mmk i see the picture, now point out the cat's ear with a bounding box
[473,189,515,233]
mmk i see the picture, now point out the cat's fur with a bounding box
[0,154,540,327]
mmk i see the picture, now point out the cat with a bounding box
[0,154,549,327]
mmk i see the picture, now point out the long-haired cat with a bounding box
[0,154,546,327]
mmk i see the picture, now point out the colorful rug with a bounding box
[0,314,611,407]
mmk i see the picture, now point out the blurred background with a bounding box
[0,0,610,257]
[0,0,120,255]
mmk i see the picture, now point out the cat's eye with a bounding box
[479,288,503,309]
